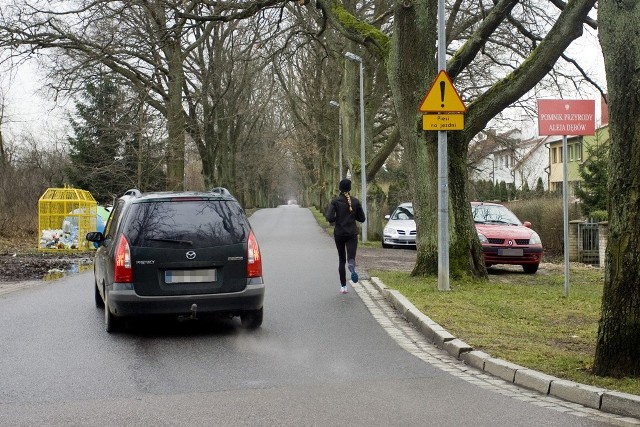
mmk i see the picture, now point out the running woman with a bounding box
[325,179,366,294]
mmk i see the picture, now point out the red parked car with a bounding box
[471,202,543,274]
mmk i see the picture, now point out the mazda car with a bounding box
[86,188,264,332]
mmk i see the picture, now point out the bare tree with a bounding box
[0,0,286,191]
[0,128,69,236]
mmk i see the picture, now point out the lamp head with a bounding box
[345,52,362,62]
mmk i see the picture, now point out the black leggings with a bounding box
[334,234,358,286]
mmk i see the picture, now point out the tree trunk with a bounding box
[164,38,186,191]
[0,127,6,168]
[448,132,487,277]
[386,0,439,275]
[593,0,640,378]
[366,126,396,180]
[340,50,360,180]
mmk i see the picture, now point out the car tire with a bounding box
[522,264,539,274]
[95,281,104,308]
[241,307,263,329]
[382,242,392,249]
[104,292,122,333]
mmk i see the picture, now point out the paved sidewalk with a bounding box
[352,277,640,426]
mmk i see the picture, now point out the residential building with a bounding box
[547,125,610,200]
[469,129,549,192]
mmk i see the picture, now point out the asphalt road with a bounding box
[0,206,619,426]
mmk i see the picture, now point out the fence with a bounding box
[568,219,607,267]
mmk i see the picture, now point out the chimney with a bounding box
[601,94,609,126]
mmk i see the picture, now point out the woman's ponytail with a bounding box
[343,192,353,212]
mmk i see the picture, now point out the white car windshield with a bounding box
[392,206,414,220]
[472,205,521,226]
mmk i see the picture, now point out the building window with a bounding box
[566,143,583,162]
[552,147,563,163]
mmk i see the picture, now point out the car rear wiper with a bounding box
[145,237,193,246]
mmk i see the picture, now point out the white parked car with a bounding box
[382,202,416,249]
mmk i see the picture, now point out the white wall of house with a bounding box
[469,137,549,191]
[513,140,549,190]
[473,157,496,183]
[493,151,515,184]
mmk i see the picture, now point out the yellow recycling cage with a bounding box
[38,186,98,251]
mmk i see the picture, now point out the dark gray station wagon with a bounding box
[87,188,264,332]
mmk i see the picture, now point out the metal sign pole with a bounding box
[562,135,569,297]
[437,0,450,291]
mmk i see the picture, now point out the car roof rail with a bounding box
[123,189,142,198]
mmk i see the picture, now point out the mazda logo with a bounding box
[186,251,196,260]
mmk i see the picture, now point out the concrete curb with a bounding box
[368,277,640,420]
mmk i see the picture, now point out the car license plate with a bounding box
[498,248,523,256]
[165,269,216,284]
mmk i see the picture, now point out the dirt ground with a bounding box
[0,249,93,283]
[357,246,418,275]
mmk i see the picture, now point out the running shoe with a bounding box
[340,285,348,294]
[348,264,358,283]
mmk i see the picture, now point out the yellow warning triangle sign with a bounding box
[419,70,466,113]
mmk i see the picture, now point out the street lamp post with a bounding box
[329,100,343,179]
[345,51,367,243]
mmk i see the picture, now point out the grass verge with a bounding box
[371,268,640,396]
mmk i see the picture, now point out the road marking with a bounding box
[353,279,640,426]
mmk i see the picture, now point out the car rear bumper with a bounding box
[107,281,265,317]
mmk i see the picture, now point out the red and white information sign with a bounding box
[537,99,595,136]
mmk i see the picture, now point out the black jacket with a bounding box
[325,193,366,236]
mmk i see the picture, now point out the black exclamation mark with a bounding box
[440,81,445,108]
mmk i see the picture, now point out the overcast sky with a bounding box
[1,58,70,142]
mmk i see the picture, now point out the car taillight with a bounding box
[114,235,133,283]
[247,230,262,278]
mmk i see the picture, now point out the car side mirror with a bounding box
[523,221,532,228]
[86,231,105,243]
[384,215,390,220]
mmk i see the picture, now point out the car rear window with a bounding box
[124,199,249,248]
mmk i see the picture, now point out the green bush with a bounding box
[588,210,608,222]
